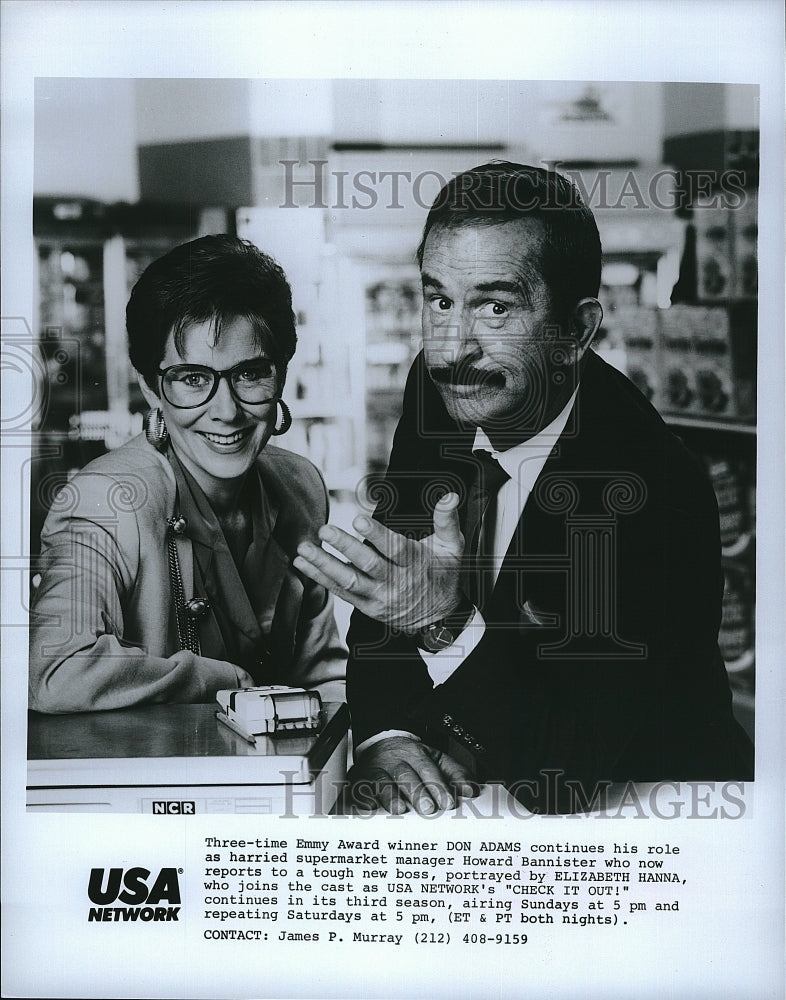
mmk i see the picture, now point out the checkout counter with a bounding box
[27,701,350,815]
[28,704,680,820]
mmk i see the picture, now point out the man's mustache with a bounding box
[428,363,506,388]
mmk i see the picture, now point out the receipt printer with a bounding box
[216,686,323,741]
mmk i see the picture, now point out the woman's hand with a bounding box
[293,493,464,632]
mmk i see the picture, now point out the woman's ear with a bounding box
[571,298,603,358]
[136,369,160,411]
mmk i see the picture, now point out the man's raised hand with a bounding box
[293,492,464,631]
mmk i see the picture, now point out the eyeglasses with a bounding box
[157,357,279,409]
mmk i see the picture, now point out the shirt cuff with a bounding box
[417,607,486,685]
[354,730,422,758]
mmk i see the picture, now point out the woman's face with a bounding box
[142,316,279,494]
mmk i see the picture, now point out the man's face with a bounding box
[421,219,577,437]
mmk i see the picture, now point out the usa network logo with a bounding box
[88,867,182,922]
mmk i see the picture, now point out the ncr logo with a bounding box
[152,800,195,814]
[87,867,182,922]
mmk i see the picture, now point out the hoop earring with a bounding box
[144,407,169,452]
[271,399,292,436]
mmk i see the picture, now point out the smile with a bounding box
[197,427,254,446]
[446,384,498,395]
[439,377,506,397]
[430,367,506,389]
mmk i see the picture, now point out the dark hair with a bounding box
[127,234,297,390]
[416,162,602,316]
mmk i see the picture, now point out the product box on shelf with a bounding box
[732,189,758,300]
[719,561,755,681]
[616,307,660,406]
[599,306,658,406]
[706,455,748,549]
[693,188,758,303]
[694,197,734,302]
[659,306,699,416]
[657,305,747,419]
[690,307,736,418]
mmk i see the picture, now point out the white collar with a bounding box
[471,387,579,482]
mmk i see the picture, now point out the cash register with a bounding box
[27,687,349,815]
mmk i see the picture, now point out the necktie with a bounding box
[464,450,509,611]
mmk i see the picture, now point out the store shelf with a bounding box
[326,466,365,495]
[724,648,755,676]
[288,402,356,421]
[721,531,754,560]
[663,414,756,435]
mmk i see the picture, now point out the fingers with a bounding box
[352,496,462,564]
[349,767,408,815]
[293,524,391,602]
[431,492,463,554]
[426,746,479,799]
[354,763,446,815]
[353,769,450,815]
[396,758,456,813]
[317,524,384,576]
[351,515,412,565]
[348,738,475,814]
[293,542,362,595]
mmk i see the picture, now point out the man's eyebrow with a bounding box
[473,280,521,295]
[420,275,523,296]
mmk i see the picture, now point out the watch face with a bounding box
[422,624,454,652]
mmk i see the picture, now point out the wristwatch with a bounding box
[410,593,475,653]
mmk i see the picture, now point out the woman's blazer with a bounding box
[29,435,346,712]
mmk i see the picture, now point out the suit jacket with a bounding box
[347,350,753,811]
[29,434,346,713]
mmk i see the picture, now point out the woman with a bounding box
[29,235,346,712]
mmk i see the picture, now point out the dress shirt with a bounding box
[356,389,579,755]
[418,387,579,684]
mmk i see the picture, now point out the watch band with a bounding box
[411,593,475,653]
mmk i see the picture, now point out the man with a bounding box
[295,162,753,814]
